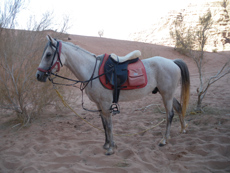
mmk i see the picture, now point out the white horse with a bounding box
[36,35,190,155]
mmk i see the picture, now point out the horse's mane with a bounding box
[63,41,96,57]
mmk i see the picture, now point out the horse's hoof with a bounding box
[103,143,117,150]
[105,148,114,155]
[159,143,166,147]
[181,123,188,133]
[181,129,187,134]
[159,138,167,147]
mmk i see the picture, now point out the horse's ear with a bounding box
[47,35,55,44]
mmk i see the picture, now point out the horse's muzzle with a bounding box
[36,70,48,82]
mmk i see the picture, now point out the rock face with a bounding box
[129,0,230,51]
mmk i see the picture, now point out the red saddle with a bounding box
[99,54,148,90]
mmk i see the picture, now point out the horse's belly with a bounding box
[119,85,154,102]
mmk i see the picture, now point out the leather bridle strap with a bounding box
[37,41,63,73]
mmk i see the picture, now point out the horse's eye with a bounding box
[46,52,52,58]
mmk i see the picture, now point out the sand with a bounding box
[0,35,230,173]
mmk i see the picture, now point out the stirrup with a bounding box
[110,103,120,115]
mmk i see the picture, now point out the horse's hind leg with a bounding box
[173,98,187,133]
[159,97,174,146]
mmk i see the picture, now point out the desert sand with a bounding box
[0,35,230,172]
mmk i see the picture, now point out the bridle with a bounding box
[37,40,103,112]
[37,39,105,85]
[37,40,63,74]
[37,40,113,113]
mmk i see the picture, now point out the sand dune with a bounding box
[0,34,230,172]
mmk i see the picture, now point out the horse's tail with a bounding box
[174,59,190,118]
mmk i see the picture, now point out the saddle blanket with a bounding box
[99,54,148,90]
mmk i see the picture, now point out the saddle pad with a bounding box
[99,54,148,90]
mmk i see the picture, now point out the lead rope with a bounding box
[54,88,165,137]
[55,88,104,132]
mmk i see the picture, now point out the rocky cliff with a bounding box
[129,0,230,51]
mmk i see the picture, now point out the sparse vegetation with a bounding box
[221,0,229,9]
[170,14,195,55]
[98,29,104,37]
[0,0,70,127]
[212,48,218,53]
[170,10,230,112]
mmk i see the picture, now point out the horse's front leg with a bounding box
[100,114,109,149]
[101,113,116,155]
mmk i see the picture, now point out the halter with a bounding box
[37,40,63,74]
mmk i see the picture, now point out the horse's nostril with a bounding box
[37,74,40,79]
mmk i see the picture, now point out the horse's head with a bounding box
[36,35,65,82]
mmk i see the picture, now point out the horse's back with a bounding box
[142,56,180,75]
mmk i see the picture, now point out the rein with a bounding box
[48,57,114,113]
[42,41,112,112]
[38,40,114,112]
[49,56,103,113]
[48,55,113,89]
[49,56,107,89]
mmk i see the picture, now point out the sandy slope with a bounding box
[0,35,230,173]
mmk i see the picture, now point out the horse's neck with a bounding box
[62,43,96,81]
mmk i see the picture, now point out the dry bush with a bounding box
[170,10,230,112]
[170,15,195,55]
[0,0,70,127]
[98,29,104,37]
[0,29,59,125]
